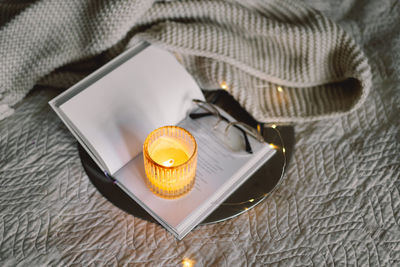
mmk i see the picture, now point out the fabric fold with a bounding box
[0,0,372,123]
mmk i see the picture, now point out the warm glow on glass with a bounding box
[182,258,195,267]
[150,136,190,167]
[143,126,197,199]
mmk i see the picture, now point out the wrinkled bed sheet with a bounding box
[1,0,399,266]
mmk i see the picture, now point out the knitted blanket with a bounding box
[1,0,400,266]
[0,0,372,123]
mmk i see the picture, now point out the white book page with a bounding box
[114,113,275,232]
[59,46,204,174]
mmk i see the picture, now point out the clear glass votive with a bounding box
[143,126,197,199]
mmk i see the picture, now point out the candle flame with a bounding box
[162,159,175,167]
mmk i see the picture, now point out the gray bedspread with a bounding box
[1,0,399,266]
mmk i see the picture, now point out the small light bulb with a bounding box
[271,124,277,129]
[182,258,195,267]
[269,143,278,149]
[220,81,229,90]
[282,148,286,153]
[249,198,254,203]
[277,86,283,92]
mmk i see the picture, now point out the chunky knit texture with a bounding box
[0,0,371,123]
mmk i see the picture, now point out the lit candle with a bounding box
[143,126,197,199]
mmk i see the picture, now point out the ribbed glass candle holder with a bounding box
[143,126,197,199]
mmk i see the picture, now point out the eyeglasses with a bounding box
[189,99,266,154]
[189,97,288,209]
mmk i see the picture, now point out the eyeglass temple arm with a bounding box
[239,129,253,153]
[189,112,213,119]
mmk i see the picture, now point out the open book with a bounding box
[49,43,275,240]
